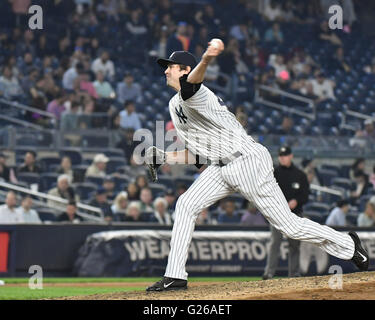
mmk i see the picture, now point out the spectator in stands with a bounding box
[0,152,17,183]
[126,9,148,36]
[150,197,171,225]
[164,188,176,212]
[139,187,153,213]
[276,116,294,135]
[16,195,41,224]
[47,174,79,211]
[357,201,375,227]
[74,73,99,100]
[63,62,84,91]
[116,73,142,105]
[309,72,336,102]
[350,169,370,204]
[47,90,69,120]
[85,153,109,178]
[93,71,115,99]
[97,0,120,22]
[111,191,128,221]
[103,176,116,201]
[17,151,42,174]
[0,65,24,100]
[136,175,148,190]
[302,158,320,185]
[217,199,241,224]
[91,51,115,81]
[196,208,212,225]
[119,100,142,131]
[370,165,375,189]
[89,187,113,222]
[15,29,35,57]
[167,21,190,55]
[268,54,287,76]
[116,128,137,163]
[263,0,283,21]
[264,23,284,43]
[176,183,188,198]
[350,158,366,180]
[326,199,351,227]
[355,119,375,141]
[60,101,81,131]
[330,47,351,73]
[56,156,74,183]
[126,182,140,201]
[0,191,23,223]
[205,58,220,84]
[57,201,83,223]
[124,201,146,222]
[317,20,342,47]
[241,202,267,226]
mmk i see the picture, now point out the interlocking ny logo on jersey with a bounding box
[175,105,188,124]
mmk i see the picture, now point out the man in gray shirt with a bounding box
[116,73,142,104]
[16,195,41,224]
[326,199,350,227]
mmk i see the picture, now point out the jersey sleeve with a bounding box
[179,75,207,108]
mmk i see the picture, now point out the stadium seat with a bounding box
[73,183,98,201]
[148,183,167,197]
[303,202,330,215]
[331,177,355,191]
[39,173,59,192]
[59,149,82,165]
[39,157,61,172]
[17,173,40,187]
[85,176,105,187]
[316,168,338,186]
[107,157,127,174]
[303,211,327,224]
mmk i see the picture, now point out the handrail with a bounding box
[0,114,44,130]
[0,98,56,119]
[345,110,375,121]
[257,85,315,104]
[0,181,104,219]
[310,184,344,196]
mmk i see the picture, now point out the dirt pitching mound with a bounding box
[61,272,375,300]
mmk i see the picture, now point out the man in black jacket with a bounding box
[263,146,310,279]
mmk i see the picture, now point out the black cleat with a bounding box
[349,231,369,271]
[146,277,187,292]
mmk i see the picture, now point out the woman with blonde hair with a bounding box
[111,191,128,221]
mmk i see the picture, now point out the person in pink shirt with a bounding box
[47,91,68,120]
[74,73,99,99]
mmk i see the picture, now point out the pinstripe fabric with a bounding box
[164,87,355,280]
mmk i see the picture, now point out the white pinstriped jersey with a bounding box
[169,84,256,161]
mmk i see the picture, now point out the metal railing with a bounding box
[0,181,103,222]
[310,184,344,197]
[255,85,316,120]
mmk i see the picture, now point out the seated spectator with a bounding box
[60,101,81,131]
[47,90,68,120]
[268,54,287,76]
[136,175,148,190]
[166,21,190,55]
[74,73,99,100]
[124,201,146,222]
[56,156,74,183]
[111,191,128,221]
[205,58,220,83]
[357,201,375,227]
[355,119,375,141]
[63,62,84,91]
[330,47,351,73]
[263,0,283,21]
[58,201,83,223]
[126,182,140,201]
[139,187,153,213]
[370,165,375,189]
[85,153,109,178]
[196,208,212,225]
[103,176,116,201]
[325,199,351,227]
[264,23,284,43]
[119,100,142,131]
[116,73,142,104]
[126,9,148,36]
[16,195,41,224]
[0,65,24,100]
[116,128,137,163]
[302,158,320,185]
[217,199,241,224]
[89,187,113,222]
[164,188,176,212]
[17,151,42,174]
[350,158,366,180]
[150,197,171,225]
[0,191,23,223]
[47,174,79,211]
[309,72,336,102]
[318,21,342,47]
[350,170,370,204]
[97,0,120,21]
[93,71,115,99]
[276,116,294,135]
[0,152,17,183]
[91,51,115,81]
[241,202,267,226]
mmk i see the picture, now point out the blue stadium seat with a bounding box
[39,157,61,172]
[59,149,82,165]
[39,173,59,192]
[73,183,98,201]
[107,157,127,174]
[316,168,337,186]
[331,177,355,191]
[17,173,40,187]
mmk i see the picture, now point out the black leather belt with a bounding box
[217,151,242,167]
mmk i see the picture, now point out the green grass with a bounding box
[0,277,262,299]
[2,277,261,284]
[0,286,143,300]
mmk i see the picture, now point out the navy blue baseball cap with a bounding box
[157,51,197,69]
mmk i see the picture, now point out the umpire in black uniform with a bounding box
[263,146,310,279]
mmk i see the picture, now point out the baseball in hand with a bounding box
[209,38,224,50]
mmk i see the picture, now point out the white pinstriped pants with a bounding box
[164,143,355,280]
